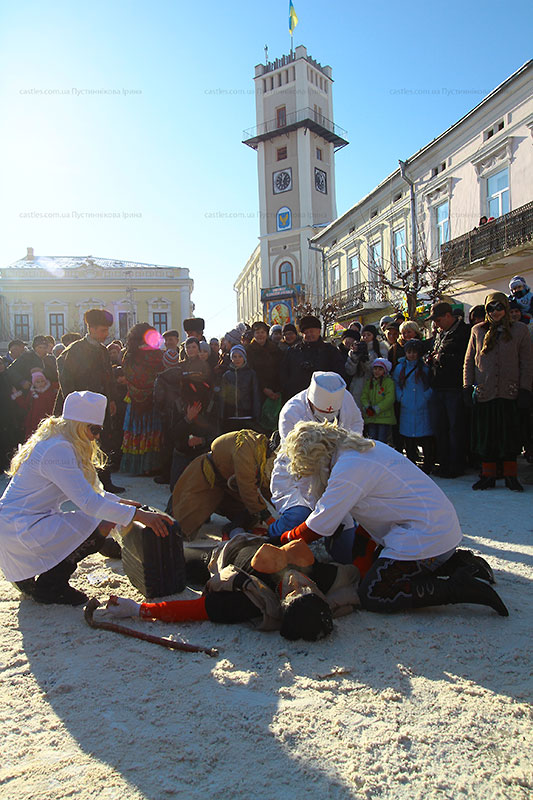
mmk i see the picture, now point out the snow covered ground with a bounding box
[1,468,532,800]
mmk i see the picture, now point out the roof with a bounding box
[4,254,184,271]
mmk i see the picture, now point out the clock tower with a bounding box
[243,44,348,324]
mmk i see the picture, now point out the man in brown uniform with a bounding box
[172,429,273,539]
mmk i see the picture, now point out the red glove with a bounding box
[280,521,321,545]
[365,406,375,417]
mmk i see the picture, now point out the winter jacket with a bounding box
[220,365,261,422]
[463,321,533,402]
[392,358,433,438]
[281,338,347,401]
[361,375,396,425]
[428,319,470,390]
[7,350,57,390]
[245,339,283,396]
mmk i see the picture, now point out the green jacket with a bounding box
[361,375,396,425]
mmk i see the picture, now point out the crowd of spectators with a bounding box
[2,273,532,493]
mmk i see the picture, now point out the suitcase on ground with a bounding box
[121,508,186,598]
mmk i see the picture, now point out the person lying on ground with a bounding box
[105,534,359,641]
[0,391,172,606]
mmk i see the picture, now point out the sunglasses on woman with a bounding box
[486,302,505,313]
[88,424,103,436]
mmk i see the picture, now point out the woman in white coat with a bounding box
[0,391,172,605]
[274,421,508,616]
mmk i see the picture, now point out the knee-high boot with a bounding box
[410,568,508,616]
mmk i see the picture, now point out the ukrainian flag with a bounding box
[289,1,298,34]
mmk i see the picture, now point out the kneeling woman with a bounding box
[0,391,172,605]
[274,421,508,616]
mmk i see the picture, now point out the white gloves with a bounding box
[105,596,141,618]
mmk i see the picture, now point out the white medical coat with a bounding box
[304,441,462,561]
[0,436,135,581]
[271,390,364,516]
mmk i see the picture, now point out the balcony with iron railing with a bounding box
[441,201,533,274]
[328,281,390,319]
[243,107,348,150]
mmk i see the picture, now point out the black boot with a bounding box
[33,528,107,605]
[13,578,37,597]
[411,568,508,616]
[435,549,495,584]
[504,476,524,492]
[472,476,496,490]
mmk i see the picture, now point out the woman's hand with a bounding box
[264,388,280,400]
[119,498,143,507]
[186,401,202,421]
[134,509,174,537]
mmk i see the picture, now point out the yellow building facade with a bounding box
[0,249,193,345]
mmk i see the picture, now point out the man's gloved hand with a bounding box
[365,406,375,417]
[105,595,141,618]
[463,386,474,408]
[517,388,533,410]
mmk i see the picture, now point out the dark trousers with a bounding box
[404,436,435,472]
[33,529,106,592]
[431,389,465,473]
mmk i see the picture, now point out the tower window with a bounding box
[370,208,378,219]
[316,147,322,161]
[277,147,287,161]
[393,192,402,202]
[279,261,293,285]
[276,106,286,128]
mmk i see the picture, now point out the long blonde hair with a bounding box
[283,421,375,496]
[7,416,107,490]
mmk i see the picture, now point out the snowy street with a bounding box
[1,468,532,800]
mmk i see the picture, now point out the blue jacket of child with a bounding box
[393,356,433,438]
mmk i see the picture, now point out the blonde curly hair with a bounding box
[7,416,107,490]
[283,421,375,496]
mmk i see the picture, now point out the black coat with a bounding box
[55,337,115,413]
[428,320,470,390]
[281,338,347,401]
[7,351,57,389]
[245,339,283,395]
[219,365,261,421]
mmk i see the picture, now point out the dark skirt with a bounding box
[471,398,521,460]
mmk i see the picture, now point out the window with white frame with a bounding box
[14,313,30,341]
[393,228,407,276]
[49,313,65,340]
[279,261,293,285]
[369,241,382,274]
[330,263,340,295]
[487,168,509,218]
[348,254,360,288]
[435,201,450,249]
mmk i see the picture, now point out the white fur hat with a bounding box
[63,391,107,425]
[307,371,346,412]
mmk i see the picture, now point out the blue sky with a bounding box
[1,0,531,337]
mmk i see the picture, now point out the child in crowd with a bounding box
[220,345,261,433]
[361,358,396,443]
[393,339,435,473]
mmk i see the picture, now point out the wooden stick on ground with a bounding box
[84,598,219,657]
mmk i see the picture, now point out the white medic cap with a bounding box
[307,371,346,412]
[63,391,107,425]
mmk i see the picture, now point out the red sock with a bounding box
[140,597,209,623]
[503,460,518,476]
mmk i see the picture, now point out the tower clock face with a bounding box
[273,168,292,194]
[315,168,327,194]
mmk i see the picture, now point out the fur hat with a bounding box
[372,358,392,374]
[84,308,113,328]
[63,391,107,425]
[299,315,322,332]
[183,318,205,333]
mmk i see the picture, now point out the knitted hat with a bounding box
[509,275,527,292]
[282,323,297,334]
[362,324,378,338]
[225,323,248,346]
[372,358,392,374]
[63,391,107,425]
[307,371,346,412]
[230,345,247,362]
[270,324,282,335]
[341,329,359,341]
[199,341,210,353]
[404,338,424,354]
[299,315,322,331]
[252,320,270,333]
[379,315,394,329]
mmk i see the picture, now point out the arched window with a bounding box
[279,261,293,286]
